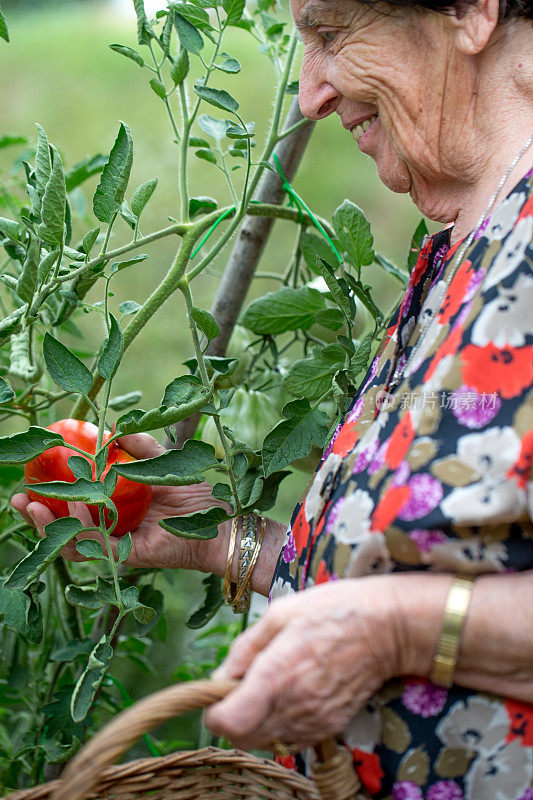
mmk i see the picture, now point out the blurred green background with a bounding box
[0,0,424,748]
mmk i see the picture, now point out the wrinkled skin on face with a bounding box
[292,0,533,235]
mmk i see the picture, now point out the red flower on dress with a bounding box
[461,343,533,399]
[351,748,384,795]
[292,506,311,557]
[505,698,533,747]
[424,323,464,382]
[385,412,415,470]
[518,194,533,221]
[315,559,333,584]
[371,485,411,533]
[332,420,359,458]
[438,259,474,326]
[507,429,533,489]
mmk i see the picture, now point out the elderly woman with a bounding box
[12,0,533,795]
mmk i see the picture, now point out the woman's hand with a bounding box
[11,432,231,573]
[205,577,402,751]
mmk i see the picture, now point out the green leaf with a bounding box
[212,482,232,503]
[189,137,209,147]
[82,227,100,254]
[262,398,330,477]
[136,585,164,634]
[332,199,374,272]
[16,236,40,303]
[160,506,229,539]
[222,0,245,25]
[0,134,27,148]
[119,300,141,316]
[283,344,345,401]
[0,426,64,464]
[195,148,217,165]
[0,305,26,342]
[0,581,42,642]
[254,470,290,513]
[225,122,254,138]
[300,230,337,271]
[170,2,211,29]
[38,249,59,284]
[109,43,144,67]
[197,114,230,141]
[240,286,326,335]
[117,532,133,564]
[121,584,157,624]
[149,77,167,99]
[161,374,205,406]
[109,390,142,410]
[50,639,94,662]
[344,274,383,323]
[216,56,241,73]
[75,539,105,560]
[174,12,204,54]
[27,478,109,505]
[0,216,21,241]
[115,382,211,435]
[315,259,351,319]
[93,122,134,224]
[65,154,107,193]
[189,195,217,217]
[66,578,116,610]
[315,308,345,331]
[103,468,118,498]
[171,47,190,85]
[186,574,223,628]
[133,0,154,44]
[0,7,8,42]
[0,376,14,403]
[34,123,51,199]
[408,218,429,271]
[38,145,66,246]
[97,314,123,381]
[349,332,373,380]
[237,468,263,508]
[113,439,218,485]
[67,455,92,480]
[109,253,149,275]
[120,199,137,229]
[194,84,238,114]
[5,518,84,590]
[191,306,220,341]
[131,178,158,218]
[71,635,113,723]
[43,332,93,394]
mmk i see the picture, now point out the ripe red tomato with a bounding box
[25,419,152,538]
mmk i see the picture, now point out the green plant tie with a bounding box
[190,206,236,260]
[272,154,342,264]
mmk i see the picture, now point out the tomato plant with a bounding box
[25,420,152,538]
[0,0,416,788]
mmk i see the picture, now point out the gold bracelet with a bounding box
[231,516,265,613]
[222,517,238,605]
[431,574,474,688]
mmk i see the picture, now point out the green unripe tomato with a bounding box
[202,387,280,456]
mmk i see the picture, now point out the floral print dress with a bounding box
[270,169,533,799]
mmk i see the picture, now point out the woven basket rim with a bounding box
[4,745,320,800]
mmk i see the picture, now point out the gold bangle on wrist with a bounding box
[223,514,265,614]
[431,574,474,688]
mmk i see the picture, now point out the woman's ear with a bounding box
[451,0,500,55]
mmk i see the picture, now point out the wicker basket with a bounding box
[4,679,369,800]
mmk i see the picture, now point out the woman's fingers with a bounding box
[116,432,166,460]
[26,501,57,536]
[11,493,34,527]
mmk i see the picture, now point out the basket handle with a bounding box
[50,679,363,800]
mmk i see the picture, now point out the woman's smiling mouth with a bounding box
[351,114,379,143]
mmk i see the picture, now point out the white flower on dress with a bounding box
[441,427,525,525]
[436,696,510,756]
[484,216,533,291]
[456,427,521,480]
[346,532,392,577]
[327,489,375,545]
[343,699,382,753]
[269,576,296,602]
[304,452,342,523]
[427,536,508,572]
[472,273,533,347]
[465,739,533,800]
[484,192,527,242]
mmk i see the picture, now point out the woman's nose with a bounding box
[298,54,340,120]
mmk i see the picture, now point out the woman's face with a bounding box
[292,0,480,213]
